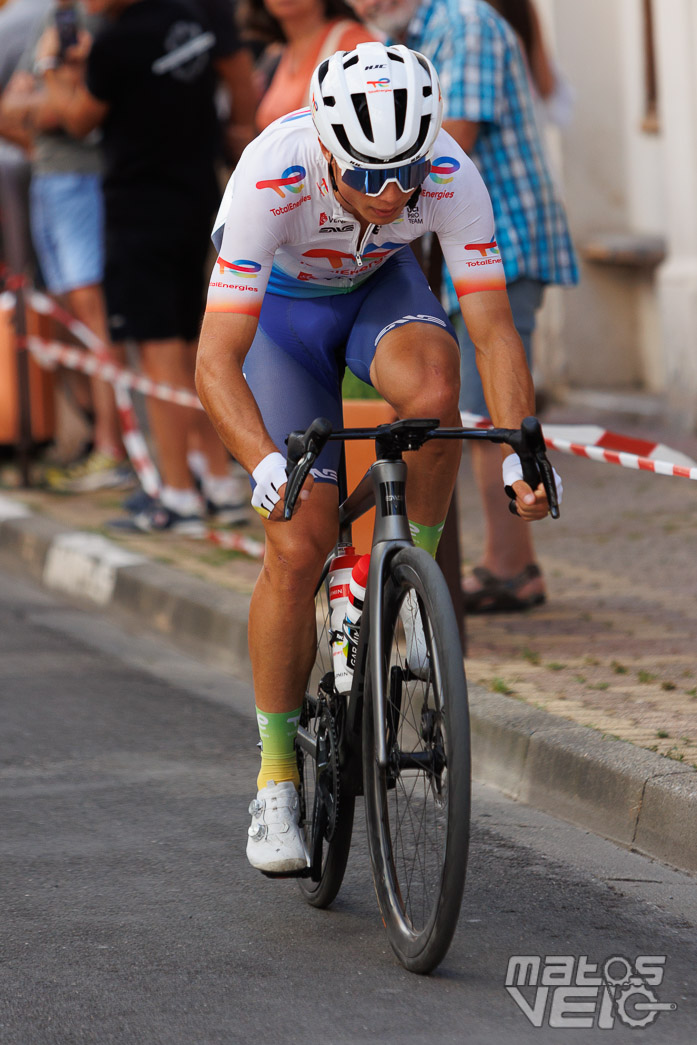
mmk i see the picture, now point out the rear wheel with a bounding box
[296,563,355,908]
[363,547,471,973]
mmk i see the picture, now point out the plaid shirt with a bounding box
[407,0,578,310]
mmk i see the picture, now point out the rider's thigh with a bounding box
[370,322,461,420]
[262,482,339,592]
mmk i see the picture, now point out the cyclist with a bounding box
[196,41,559,874]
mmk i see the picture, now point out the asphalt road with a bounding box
[1,569,695,1045]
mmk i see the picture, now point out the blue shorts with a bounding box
[243,248,456,484]
[30,173,104,295]
[454,276,544,417]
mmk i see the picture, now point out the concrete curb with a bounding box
[1,495,695,875]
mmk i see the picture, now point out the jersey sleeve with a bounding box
[206,147,284,318]
[429,140,506,300]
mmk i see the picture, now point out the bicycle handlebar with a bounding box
[282,415,560,521]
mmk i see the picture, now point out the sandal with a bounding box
[463,563,546,614]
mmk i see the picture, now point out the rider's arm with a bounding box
[457,288,535,430]
[195,311,279,474]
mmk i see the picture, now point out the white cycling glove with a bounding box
[502,453,564,505]
[251,452,287,519]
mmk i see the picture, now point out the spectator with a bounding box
[350,0,578,612]
[487,0,574,129]
[1,2,131,492]
[35,0,248,531]
[196,0,258,166]
[241,0,375,130]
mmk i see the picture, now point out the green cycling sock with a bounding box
[409,519,446,559]
[255,705,301,790]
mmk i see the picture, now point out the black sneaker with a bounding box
[206,498,249,526]
[122,488,156,514]
[107,501,205,536]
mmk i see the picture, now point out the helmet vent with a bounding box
[394,88,407,138]
[324,96,336,107]
[391,115,431,163]
[352,93,374,142]
[423,86,432,97]
[317,59,331,86]
[343,54,360,69]
[388,52,405,64]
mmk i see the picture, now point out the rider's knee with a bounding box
[263,514,337,593]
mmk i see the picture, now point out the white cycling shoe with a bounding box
[400,589,431,681]
[246,780,310,874]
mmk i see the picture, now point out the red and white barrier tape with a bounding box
[27,336,202,410]
[207,528,265,558]
[460,412,697,482]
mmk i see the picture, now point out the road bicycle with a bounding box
[280,415,559,974]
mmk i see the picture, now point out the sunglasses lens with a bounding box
[340,158,432,195]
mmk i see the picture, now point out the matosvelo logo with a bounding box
[218,258,262,277]
[430,156,461,184]
[256,166,307,199]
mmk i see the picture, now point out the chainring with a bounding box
[314,705,340,842]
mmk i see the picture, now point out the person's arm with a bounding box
[458,289,547,519]
[195,311,277,474]
[434,141,548,517]
[34,25,107,138]
[0,72,36,149]
[526,0,556,100]
[214,48,258,166]
[441,118,479,154]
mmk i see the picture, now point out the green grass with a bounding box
[521,647,541,665]
[546,662,566,672]
[638,670,657,683]
[342,371,382,400]
[491,677,514,696]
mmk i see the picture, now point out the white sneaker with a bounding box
[246,780,310,873]
[400,589,431,681]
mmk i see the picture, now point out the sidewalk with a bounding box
[1,398,696,872]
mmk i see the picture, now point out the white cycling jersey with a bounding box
[207,108,505,318]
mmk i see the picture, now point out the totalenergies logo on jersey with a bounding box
[430,157,461,184]
[302,248,357,270]
[465,241,500,258]
[256,165,307,199]
[217,257,262,277]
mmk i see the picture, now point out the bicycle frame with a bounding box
[340,456,414,771]
[290,414,559,783]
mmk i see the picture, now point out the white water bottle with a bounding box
[335,553,370,693]
[328,546,360,694]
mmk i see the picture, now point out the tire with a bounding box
[296,563,355,908]
[363,546,471,973]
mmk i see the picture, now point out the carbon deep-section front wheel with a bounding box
[363,546,471,973]
[295,562,355,908]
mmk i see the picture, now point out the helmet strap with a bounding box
[407,185,422,211]
[328,158,354,212]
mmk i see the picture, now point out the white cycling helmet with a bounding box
[310,41,443,180]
